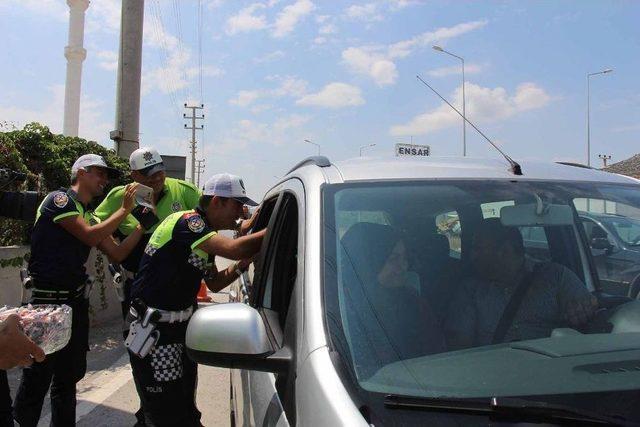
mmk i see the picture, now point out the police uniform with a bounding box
[93,177,200,317]
[127,208,215,426]
[13,189,92,427]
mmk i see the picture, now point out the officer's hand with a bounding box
[565,294,599,327]
[0,314,46,369]
[122,183,139,213]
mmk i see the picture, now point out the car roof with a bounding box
[324,156,640,184]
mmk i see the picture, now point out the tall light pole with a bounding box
[599,154,612,168]
[359,143,376,156]
[433,45,466,156]
[304,139,320,155]
[587,69,613,166]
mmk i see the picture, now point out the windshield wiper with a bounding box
[384,394,633,426]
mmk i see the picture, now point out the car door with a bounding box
[232,180,304,426]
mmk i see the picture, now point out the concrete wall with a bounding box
[0,246,121,326]
[162,155,186,180]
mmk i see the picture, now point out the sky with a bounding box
[1,0,639,199]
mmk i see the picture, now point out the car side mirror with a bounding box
[591,237,613,252]
[186,303,290,374]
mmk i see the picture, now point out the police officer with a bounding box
[93,147,200,425]
[127,173,266,426]
[12,154,142,427]
[93,147,201,318]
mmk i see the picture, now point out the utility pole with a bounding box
[599,154,612,168]
[111,0,145,159]
[184,104,204,184]
[195,159,205,187]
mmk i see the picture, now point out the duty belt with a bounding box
[130,305,193,323]
[32,284,85,301]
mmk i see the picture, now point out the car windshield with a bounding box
[323,179,640,420]
[599,215,640,246]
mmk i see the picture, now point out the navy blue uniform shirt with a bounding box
[131,208,215,311]
[28,189,91,288]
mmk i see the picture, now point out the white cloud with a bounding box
[2,0,68,21]
[272,0,316,38]
[229,76,308,107]
[229,90,263,107]
[387,0,423,10]
[142,10,223,97]
[254,50,286,63]
[427,63,483,78]
[215,113,311,153]
[96,50,118,71]
[342,20,487,85]
[344,3,383,22]
[314,36,327,45]
[390,82,551,136]
[315,14,330,23]
[296,83,365,108]
[206,0,226,9]
[342,47,398,86]
[387,20,488,59]
[319,23,338,34]
[0,85,111,144]
[225,3,268,35]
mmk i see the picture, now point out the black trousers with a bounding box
[128,319,201,427]
[0,370,12,427]
[13,298,89,427]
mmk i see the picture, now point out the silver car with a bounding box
[187,156,640,426]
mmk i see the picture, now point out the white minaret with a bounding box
[63,0,90,137]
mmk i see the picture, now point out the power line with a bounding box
[150,0,181,116]
[171,0,190,103]
[197,0,204,103]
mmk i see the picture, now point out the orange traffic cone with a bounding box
[197,281,212,302]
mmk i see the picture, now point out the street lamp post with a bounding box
[359,143,376,156]
[433,45,466,156]
[587,69,613,167]
[304,139,320,155]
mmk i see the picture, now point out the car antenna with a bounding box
[416,75,522,176]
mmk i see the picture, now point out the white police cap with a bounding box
[129,147,166,176]
[202,173,257,206]
[71,154,119,179]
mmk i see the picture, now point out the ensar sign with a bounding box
[395,143,430,157]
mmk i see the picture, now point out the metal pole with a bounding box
[461,57,466,156]
[184,104,204,184]
[587,74,591,167]
[586,69,613,168]
[304,139,320,155]
[111,0,144,159]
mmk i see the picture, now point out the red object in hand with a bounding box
[197,281,212,302]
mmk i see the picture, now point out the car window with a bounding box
[324,180,640,413]
[435,210,461,259]
[256,193,298,332]
[519,226,551,264]
[576,198,640,295]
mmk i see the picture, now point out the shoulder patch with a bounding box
[171,201,182,212]
[186,214,205,233]
[53,192,69,208]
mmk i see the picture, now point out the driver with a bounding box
[444,219,598,350]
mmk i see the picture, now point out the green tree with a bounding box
[0,122,130,245]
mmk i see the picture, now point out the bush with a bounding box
[0,123,130,245]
